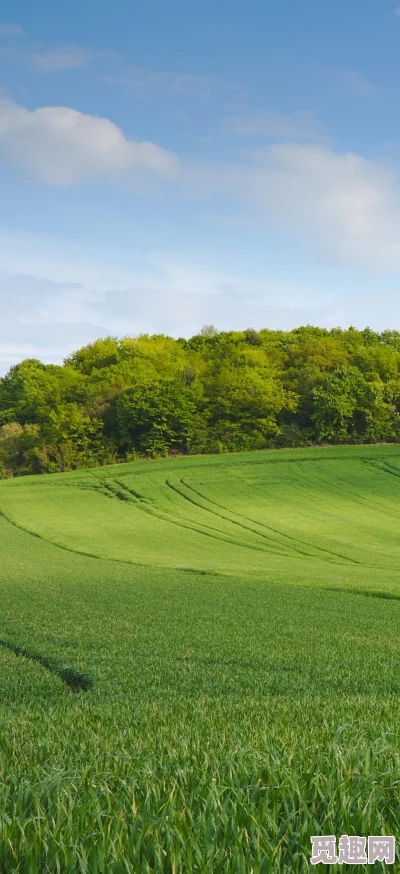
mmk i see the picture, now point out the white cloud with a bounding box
[243,144,400,269]
[0,98,179,186]
[395,6,400,14]
[0,23,23,37]
[187,143,400,272]
[222,109,326,140]
[31,46,94,70]
[1,96,399,275]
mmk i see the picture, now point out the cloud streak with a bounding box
[222,109,326,140]
[0,23,23,37]
[31,45,95,70]
[22,35,246,98]
[102,66,247,99]
[330,67,376,98]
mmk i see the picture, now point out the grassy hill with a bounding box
[1,445,400,871]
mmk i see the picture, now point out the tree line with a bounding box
[2,324,400,477]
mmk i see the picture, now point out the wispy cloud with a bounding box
[0,97,179,186]
[102,66,247,100]
[31,45,95,71]
[222,109,326,140]
[0,240,335,375]
[0,23,24,37]
[1,239,398,377]
[331,67,376,98]
[0,25,246,102]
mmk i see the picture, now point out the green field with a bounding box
[2,444,400,872]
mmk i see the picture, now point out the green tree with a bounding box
[116,380,196,456]
[312,367,367,442]
[196,339,296,452]
[65,337,120,374]
[39,405,112,472]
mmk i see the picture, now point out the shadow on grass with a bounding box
[0,640,94,692]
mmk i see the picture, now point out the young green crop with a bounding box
[1,445,400,871]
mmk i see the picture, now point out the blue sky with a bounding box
[1,0,400,373]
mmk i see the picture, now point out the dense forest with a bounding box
[2,324,400,477]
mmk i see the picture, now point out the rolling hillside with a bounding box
[2,444,400,591]
[1,445,400,871]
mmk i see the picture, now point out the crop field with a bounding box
[2,444,400,872]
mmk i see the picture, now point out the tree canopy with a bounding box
[2,325,400,477]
